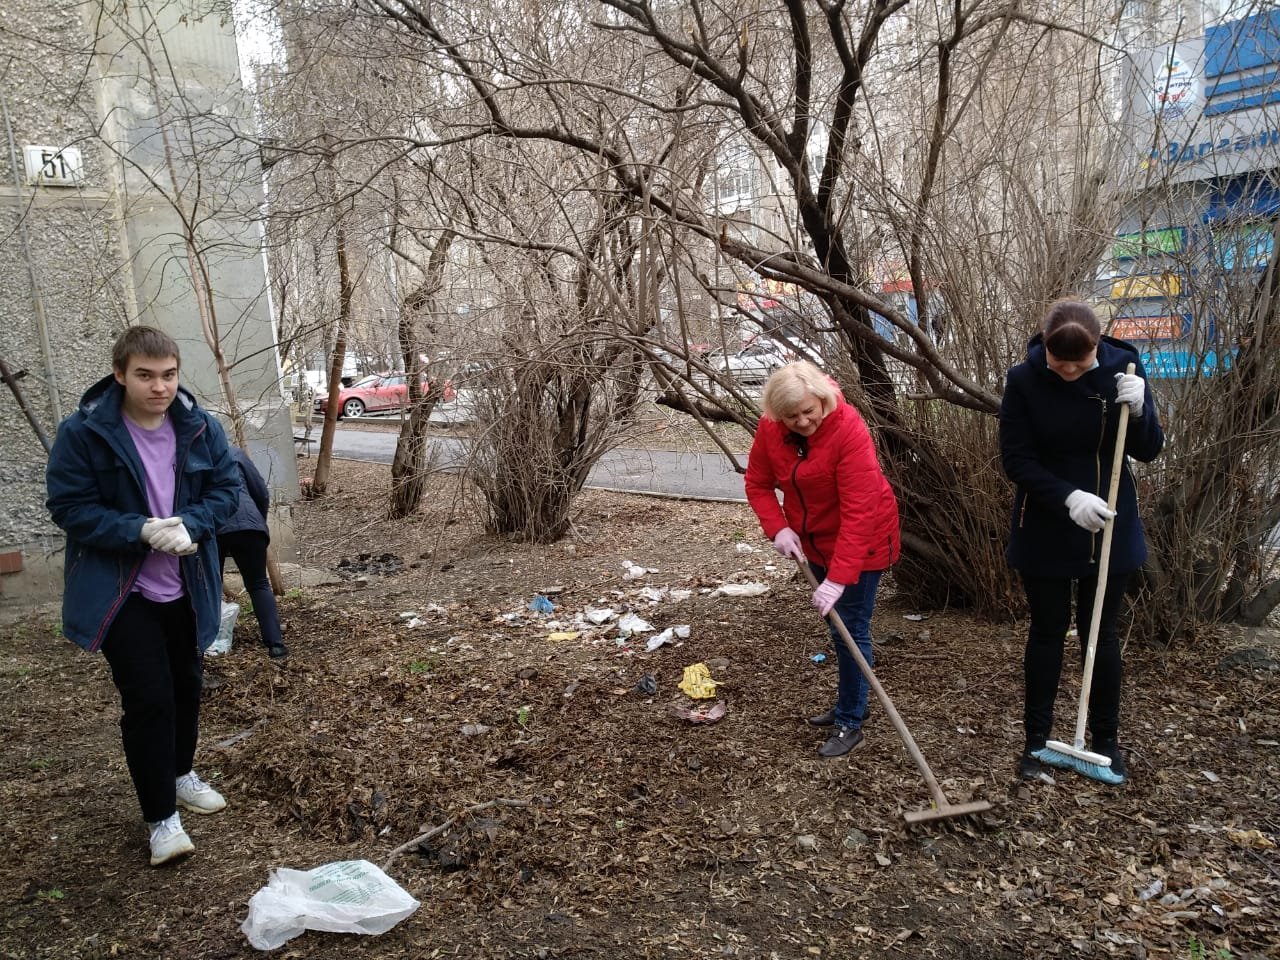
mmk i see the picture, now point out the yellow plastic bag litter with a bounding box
[678,662,719,699]
[546,631,580,642]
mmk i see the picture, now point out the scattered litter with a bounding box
[398,611,418,619]
[667,589,693,602]
[618,613,655,636]
[637,586,667,603]
[712,582,769,598]
[633,673,658,695]
[678,662,720,699]
[1202,770,1221,783]
[668,699,727,724]
[903,613,929,621]
[585,607,616,625]
[423,604,447,616]
[1138,878,1164,902]
[208,601,240,657]
[547,631,580,642]
[794,834,818,852]
[460,723,490,737]
[541,586,564,595]
[622,561,658,580]
[404,618,425,629]
[563,681,580,699]
[645,625,690,652]
[810,653,827,664]
[528,595,555,615]
[1226,828,1275,849]
[241,859,420,950]
[734,542,756,554]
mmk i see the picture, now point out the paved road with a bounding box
[321,427,749,502]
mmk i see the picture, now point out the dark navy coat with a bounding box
[999,335,1165,578]
[46,376,240,653]
[220,447,271,538]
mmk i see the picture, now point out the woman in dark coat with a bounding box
[999,300,1164,783]
[218,448,288,658]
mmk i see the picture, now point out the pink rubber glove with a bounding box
[772,527,805,561]
[811,578,845,617]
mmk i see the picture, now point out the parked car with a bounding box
[709,338,792,384]
[314,372,455,419]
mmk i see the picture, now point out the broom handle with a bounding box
[796,559,950,809]
[1071,362,1135,750]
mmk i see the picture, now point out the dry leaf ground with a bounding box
[0,459,1276,959]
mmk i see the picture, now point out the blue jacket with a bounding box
[999,335,1165,578]
[46,376,240,653]
[219,447,271,538]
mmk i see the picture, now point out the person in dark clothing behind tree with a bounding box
[999,299,1164,785]
[218,447,288,659]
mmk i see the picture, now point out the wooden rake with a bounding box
[797,560,992,824]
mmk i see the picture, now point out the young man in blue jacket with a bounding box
[46,326,241,866]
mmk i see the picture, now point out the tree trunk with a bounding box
[312,208,353,497]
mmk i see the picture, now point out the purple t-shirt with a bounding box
[124,415,184,602]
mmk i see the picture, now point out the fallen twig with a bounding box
[381,797,530,872]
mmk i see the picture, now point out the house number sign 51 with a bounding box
[23,145,84,186]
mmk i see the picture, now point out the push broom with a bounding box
[1032,363,1135,786]
[796,560,992,824]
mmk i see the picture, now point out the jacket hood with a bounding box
[78,374,199,421]
[1023,333,1141,378]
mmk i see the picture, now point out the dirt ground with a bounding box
[1,459,1277,960]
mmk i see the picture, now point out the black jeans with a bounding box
[217,530,283,649]
[100,594,203,823]
[1021,573,1130,752]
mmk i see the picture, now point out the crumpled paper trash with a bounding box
[678,662,720,699]
[241,859,420,950]
[712,582,768,598]
[668,699,727,724]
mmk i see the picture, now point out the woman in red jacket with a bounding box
[745,361,900,758]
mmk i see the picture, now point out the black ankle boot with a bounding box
[1092,739,1128,780]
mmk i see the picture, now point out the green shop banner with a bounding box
[1111,228,1186,260]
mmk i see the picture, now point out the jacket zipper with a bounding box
[1089,396,1107,564]
[175,421,207,629]
[790,449,827,567]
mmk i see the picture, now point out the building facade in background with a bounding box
[0,0,296,601]
[1100,8,1280,380]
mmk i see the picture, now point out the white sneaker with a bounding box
[176,770,227,814]
[148,812,194,866]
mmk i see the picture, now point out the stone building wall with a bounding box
[0,0,297,602]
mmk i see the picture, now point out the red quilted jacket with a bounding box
[744,396,900,585]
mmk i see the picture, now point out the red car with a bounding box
[314,373,454,419]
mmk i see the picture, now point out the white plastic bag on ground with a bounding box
[241,859,420,950]
[712,582,769,598]
[208,601,240,657]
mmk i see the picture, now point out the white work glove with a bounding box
[1114,372,1145,417]
[147,519,198,556]
[811,578,845,617]
[140,516,182,546]
[1065,490,1115,533]
[772,527,805,561]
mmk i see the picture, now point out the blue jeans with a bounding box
[813,565,884,729]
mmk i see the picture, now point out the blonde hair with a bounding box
[761,361,838,420]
